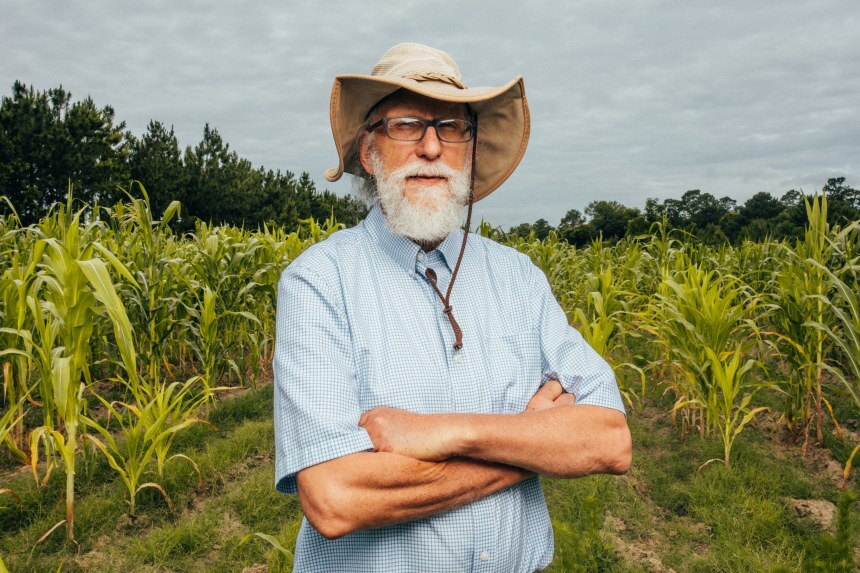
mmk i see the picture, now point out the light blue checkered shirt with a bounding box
[274,206,625,572]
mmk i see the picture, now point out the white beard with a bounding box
[367,147,471,244]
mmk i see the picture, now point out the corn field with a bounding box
[1,188,859,548]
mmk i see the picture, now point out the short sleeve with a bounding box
[530,266,626,415]
[273,264,374,493]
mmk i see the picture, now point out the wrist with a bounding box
[442,413,480,459]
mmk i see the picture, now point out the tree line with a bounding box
[0,81,367,229]
[2,81,856,243]
[510,180,860,246]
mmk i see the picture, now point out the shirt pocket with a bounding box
[354,342,452,414]
[486,329,542,413]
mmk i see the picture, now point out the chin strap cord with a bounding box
[424,114,477,351]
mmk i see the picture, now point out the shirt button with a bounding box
[480,551,489,561]
[453,353,462,363]
[416,252,425,262]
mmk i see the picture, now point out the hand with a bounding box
[359,407,454,461]
[525,379,575,412]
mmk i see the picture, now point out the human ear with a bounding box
[359,135,374,176]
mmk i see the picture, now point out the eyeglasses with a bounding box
[366,116,474,143]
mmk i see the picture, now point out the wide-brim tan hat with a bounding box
[324,42,530,202]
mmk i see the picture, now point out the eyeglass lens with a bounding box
[374,117,473,142]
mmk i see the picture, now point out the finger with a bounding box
[358,411,368,427]
[525,400,543,412]
[525,381,564,412]
[554,393,576,406]
[534,379,564,400]
[525,392,551,411]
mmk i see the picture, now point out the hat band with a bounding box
[400,71,466,89]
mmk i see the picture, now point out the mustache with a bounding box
[390,162,462,180]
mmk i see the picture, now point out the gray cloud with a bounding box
[3,0,858,227]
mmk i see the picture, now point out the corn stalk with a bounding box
[805,244,860,411]
[114,183,183,388]
[769,195,835,449]
[21,195,139,540]
[0,248,38,456]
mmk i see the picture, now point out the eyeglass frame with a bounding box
[365,115,476,143]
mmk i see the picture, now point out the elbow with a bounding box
[553,414,632,478]
[601,420,632,475]
[575,410,632,477]
[304,508,354,541]
[297,472,356,540]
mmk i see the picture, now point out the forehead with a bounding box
[373,91,468,119]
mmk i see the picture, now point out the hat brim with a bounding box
[324,75,529,202]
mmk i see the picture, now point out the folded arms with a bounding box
[297,380,631,539]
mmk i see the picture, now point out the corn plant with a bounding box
[693,348,767,467]
[803,222,860,409]
[730,239,780,299]
[180,226,255,383]
[83,376,212,515]
[574,268,623,357]
[0,191,308,537]
[0,220,38,457]
[644,262,767,465]
[572,265,645,406]
[296,213,345,245]
[112,184,184,388]
[639,216,687,284]
[20,195,140,540]
[768,195,836,448]
[245,224,297,373]
[802,227,860,485]
[179,286,253,397]
[613,237,653,301]
[26,223,95,539]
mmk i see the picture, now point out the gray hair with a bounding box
[347,95,393,207]
[349,131,379,207]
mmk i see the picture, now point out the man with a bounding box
[274,43,631,572]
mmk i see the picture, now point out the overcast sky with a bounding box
[3,1,858,228]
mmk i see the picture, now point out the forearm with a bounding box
[451,404,631,477]
[296,451,531,539]
[362,402,631,478]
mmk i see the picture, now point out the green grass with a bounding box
[0,386,284,571]
[1,385,857,572]
[544,476,624,572]
[619,401,854,572]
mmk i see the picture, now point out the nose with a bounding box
[415,124,443,160]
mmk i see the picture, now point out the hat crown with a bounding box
[371,43,466,89]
